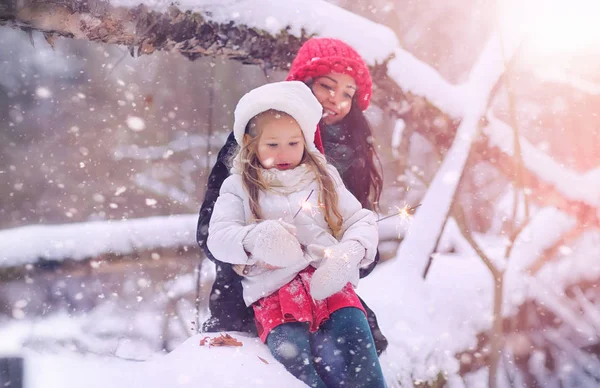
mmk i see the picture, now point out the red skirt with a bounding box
[252,266,366,342]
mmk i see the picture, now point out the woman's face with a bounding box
[310,73,357,125]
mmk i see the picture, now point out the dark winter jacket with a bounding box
[196,132,388,355]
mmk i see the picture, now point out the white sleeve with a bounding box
[328,165,379,267]
[207,176,256,265]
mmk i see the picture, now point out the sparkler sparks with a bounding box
[376,204,422,223]
[292,190,318,219]
[300,201,314,212]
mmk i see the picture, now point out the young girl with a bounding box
[197,38,388,356]
[207,81,386,388]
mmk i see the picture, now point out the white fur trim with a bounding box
[233,81,322,151]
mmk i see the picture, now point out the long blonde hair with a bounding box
[234,110,343,237]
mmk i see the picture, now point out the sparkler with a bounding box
[376,204,422,223]
[292,190,315,219]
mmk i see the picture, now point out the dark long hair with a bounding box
[333,101,383,211]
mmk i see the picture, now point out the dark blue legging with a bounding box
[266,307,386,388]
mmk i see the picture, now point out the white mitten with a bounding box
[243,220,303,268]
[307,241,365,300]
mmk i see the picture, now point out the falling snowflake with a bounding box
[262,157,275,168]
[93,193,105,203]
[14,300,27,309]
[35,87,52,99]
[126,116,146,131]
[137,278,150,288]
[12,308,25,320]
[559,245,573,255]
[264,16,281,30]
[442,170,459,184]
[276,341,299,359]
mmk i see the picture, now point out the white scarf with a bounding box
[230,152,328,195]
[260,163,316,195]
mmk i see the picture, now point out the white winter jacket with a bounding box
[207,159,378,306]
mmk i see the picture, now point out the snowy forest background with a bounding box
[1,0,600,387]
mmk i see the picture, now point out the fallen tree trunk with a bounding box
[1,0,309,65]
[0,0,439,127]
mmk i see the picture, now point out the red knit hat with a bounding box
[286,37,372,111]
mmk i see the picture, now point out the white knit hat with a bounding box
[233,81,323,152]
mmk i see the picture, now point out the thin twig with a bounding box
[526,225,582,275]
[453,203,501,279]
[504,216,532,261]
[422,218,448,279]
[504,53,530,223]
[422,128,485,279]
[495,8,530,250]
[194,259,203,334]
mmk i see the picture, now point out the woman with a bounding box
[196,37,387,355]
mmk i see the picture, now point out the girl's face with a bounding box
[251,112,305,170]
[310,72,357,125]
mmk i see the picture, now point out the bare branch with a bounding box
[504,215,532,262]
[526,226,582,275]
[452,202,501,279]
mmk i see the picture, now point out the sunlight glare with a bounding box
[499,0,600,55]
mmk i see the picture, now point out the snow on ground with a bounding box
[22,333,305,388]
[1,305,303,387]
[0,204,589,387]
[0,210,593,387]
[359,205,583,385]
[2,252,485,388]
[358,250,492,386]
